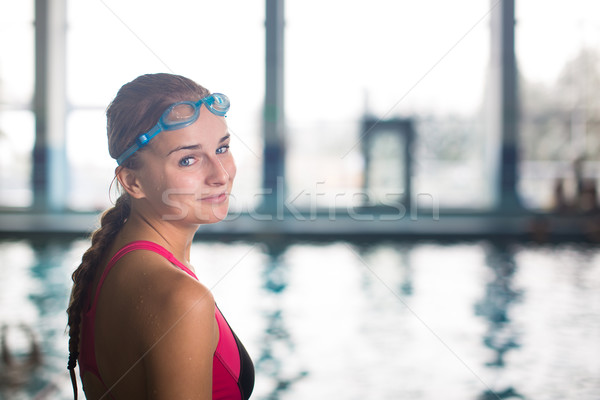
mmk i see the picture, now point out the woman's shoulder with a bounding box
[108,247,216,341]
[112,247,212,302]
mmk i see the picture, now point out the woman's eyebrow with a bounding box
[167,144,200,156]
[167,135,230,156]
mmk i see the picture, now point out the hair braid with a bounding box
[66,194,131,399]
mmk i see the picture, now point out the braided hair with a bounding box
[66,73,209,398]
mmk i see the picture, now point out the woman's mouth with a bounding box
[199,192,228,203]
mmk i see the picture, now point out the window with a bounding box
[0,1,35,208]
[285,0,491,210]
[517,0,600,211]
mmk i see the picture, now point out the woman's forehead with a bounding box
[150,112,228,153]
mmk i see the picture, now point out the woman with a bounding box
[66,73,254,399]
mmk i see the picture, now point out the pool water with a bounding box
[0,238,598,399]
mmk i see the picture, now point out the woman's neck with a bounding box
[118,209,197,264]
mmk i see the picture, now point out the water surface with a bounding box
[0,238,598,399]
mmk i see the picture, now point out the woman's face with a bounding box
[134,104,236,225]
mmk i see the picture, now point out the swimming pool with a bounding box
[0,238,598,399]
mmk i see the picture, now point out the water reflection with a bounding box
[398,245,413,297]
[475,242,524,400]
[0,324,42,392]
[477,387,524,400]
[0,238,598,399]
[0,239,73,399]
[356,241,413,300]
[29,240,73,399]
[255,240,307,400]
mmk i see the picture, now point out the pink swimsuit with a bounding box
[79,241,254,399]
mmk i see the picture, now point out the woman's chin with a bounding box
[159,202,230,225]
[196,203,230,224]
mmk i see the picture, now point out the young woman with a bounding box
[66,73,254,399]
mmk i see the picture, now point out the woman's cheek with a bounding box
[169,173,200,194]
[227,157,237,182]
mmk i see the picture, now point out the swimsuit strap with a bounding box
[89,240,199,312]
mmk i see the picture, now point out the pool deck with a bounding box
[0,209,598,243]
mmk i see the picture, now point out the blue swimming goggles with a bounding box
[116,93,230,165]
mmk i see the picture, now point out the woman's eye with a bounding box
[216,145,230,155]
[178,156,196,167]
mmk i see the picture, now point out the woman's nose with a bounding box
[206,156,229,185]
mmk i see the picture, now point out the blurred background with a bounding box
[0,0,599,399]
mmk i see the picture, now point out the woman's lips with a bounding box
[199,192,228,203]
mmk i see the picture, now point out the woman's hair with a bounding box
[66,73,210,398]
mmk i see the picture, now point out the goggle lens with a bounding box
[207,93,230,116]
[165,103,196,125]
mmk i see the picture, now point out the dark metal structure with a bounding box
[361,117,414,213]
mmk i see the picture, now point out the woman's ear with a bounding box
[115,166,146,199]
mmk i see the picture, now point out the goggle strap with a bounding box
[138,124,162,146]
[117,125,162,165]
[116,143,138,165]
